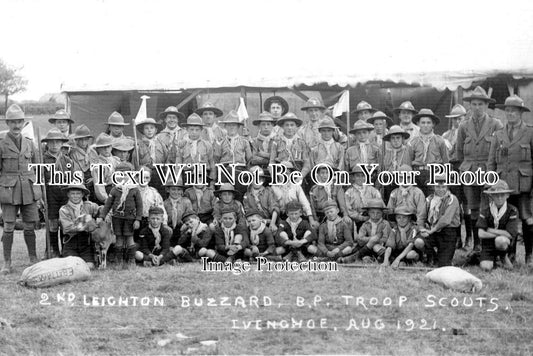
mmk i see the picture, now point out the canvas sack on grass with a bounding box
[19,256,91,288]
[426,266,482,292]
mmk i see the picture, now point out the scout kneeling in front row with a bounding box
[276,201,316,262]
[204,208,249,263]
[135,206,172,267]
[243,210,276,261]
[477,180,521,271]
[382,207,422,268]
[314,200,354,261]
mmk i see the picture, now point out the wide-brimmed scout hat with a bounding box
[158,106,185,120]
[136,117,163,133]
[383,125,410,141]
[388,206,417,221]
[496,95,530,112]
[72,124,94,139]
[249,165,270,178]
[195,102,223,117]
[115,161,135,172]
[112,138,135,151]
[393,101,418,115]
[253,111,275,126]
[165,178,187,190]
[182,210,199,222]
[483,180,514,195]
[286,200,303,212]
[323,200,339,210]
[362,199,387,211]
[148,206,165,215]
[367,111,393,127]
[184,113,205,127]
[349,164,367,175]
[48,109,74,124]
[349,119,375,134]
[2,104,32,121]
[63,184,90,195]
[397,164,413,172]
[318,117,337,130]
[463,86,495,104]
[301,97,326,111]
[245,209,264,219]
[352,101,377,115]
[41,129,69,143]
[445,104,467,118]
[221,110,244,125]
[107,111,130,126]
[426,173,448,185]
[214,183,238,196]
[413,108,440,126]
[264,96,289,116]
[277,112,303,127]
[93,133,114,148]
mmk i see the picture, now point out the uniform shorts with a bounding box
[112,216,135,237]
[463,185,488,211]
[1,203,39,222]
[508,193,532,221]
[62,232,95,263]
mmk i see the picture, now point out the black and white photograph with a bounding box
[0,0,532,355]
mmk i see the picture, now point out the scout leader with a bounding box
[410,109,449,196]
[249,112,277,169]
[456,86,502,252]
[488,95,533,266]
[393,101,420,144]
[0,105,42,274]
[195,102,226,144]
[155,106,187,162]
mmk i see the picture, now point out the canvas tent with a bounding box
[61,69,533,137]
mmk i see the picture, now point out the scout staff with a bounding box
[339,198,391,263]
[70,125,97,199]
[276,201,317,262]
[270,112,311,177]
[195,102,226,144]
[48,109,74,136]
[250,112,277,168]
[264,95,289,136]
[243,209,276,261]
[410,109,449,196]
[477,181,521,271]
[314,200,354,260]
[176,113,216,182]
[311,117,345,170]
[382,125,412,202]
[419,174,461,267]
[156,106,187,161]
[58,184,100,270]
[489,95,533,265]
[345,120,380,172]
[382,207,422,268]
[242,166,280,232]
[0,104,42,273]
[368,111,393,147]
[393,101,419,143]
[41,129,72,258]
[135,206,172,267]
[106,111,131,143]
[456,86,502,252]
[387,165,427,228]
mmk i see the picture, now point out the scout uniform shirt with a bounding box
[298,121,348,150]
[271,183,313,217]
[270,134,311,174]
[387,186,427,227]
[317,217,353,254]
[248,222,276,254]
[184,186,216,216]
[356,218,392,247]
[456,112,502,173]
[137,136,168,167]
[0,133,41,205]
[410,133,449,167]
[214,223,249,255]
[176,138,216,181]
[345,184,382,221]
[309,184,348,218]
[487,121,533,194]
[70,145,98,181]
[59,200,100,237]
[386,223,419,251]
[91,154,120,203]
[250,132,277,167]
[213,200,246,226]
[215,134,252,165]
[400,123,420,144]
[164,196,193,229]
[201,123,226,145]
[383,145,413,172]
[345,141,381,171]
[277,218,316,246]
[138,225,172,258]
[243,186,280,220]
[177,220,214,251]
[156,126,187,163]
[442,127,459,159]
[311,138,345,170]
[426,193,461,231]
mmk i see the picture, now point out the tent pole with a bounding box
[346,89,351,134]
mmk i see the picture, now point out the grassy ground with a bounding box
[0,229,532,355]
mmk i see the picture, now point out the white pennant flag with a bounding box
[135,95,150,124]
[331,90,350,118]
[237,97,249,122]
[22,121,35,140]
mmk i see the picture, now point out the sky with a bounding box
[3,0,533,100]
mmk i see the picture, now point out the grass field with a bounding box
[0,229,532,355]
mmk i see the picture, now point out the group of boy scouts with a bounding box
[1,85,532,274]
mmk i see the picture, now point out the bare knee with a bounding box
[414,238,425,250]
[406,251,419,261]
[3,222,15,233]
[275,247,286,255]
[22,222,35,231]
[342,246,353,256]
[135,251,144,261]
[206,249,216,259]
[172,245,183,255]
[480,260,494,271]
[307,245,318,255]
[198,248,207,257]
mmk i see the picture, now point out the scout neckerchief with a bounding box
[320,138,335,161]
[226,134,239,164]
[489,201,507,229]
[326,216,343,243]
[169,197,180,228]
[370,218,383,236]
[139,186,161,218]
[322,181,333,200]
[188,138,199,160]
[398,224,409,246]
[419,132,435,163]
[67,200,83,218]
[143,136,157,162]
[287,217,302,239]
[250,186,266,214]
[390,147,405,171]
[193,187,204,209]
[117,184,137,213]
[359,141,368,163]
[257,131,276,152]
[281,135,296,154]
[428,192,449,226]
[149,225,162,251]
[222,222,237,247]
[162,126,181,142]
[249,221,266,246]
[399,185,411,199]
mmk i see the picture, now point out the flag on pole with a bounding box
[331,90,350,118]
[22,121,35,140]
[135,95,150,123]
[237,97,249,122]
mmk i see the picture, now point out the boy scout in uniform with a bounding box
[314,200,354,260]
[387,165,427,228]
[106,111,131,144]
[264,95,289,136]
[250,112,277,169]
[156,106,187,161]
[48,109,74,137]
[382,207,421,268]
[368,111,393,147]
[243,166,280,232]
[70,125,97,200]
[345,120,380,172]
[311,117,345,170]
[195,102,226,144]
[489,95,533,265]
[299,97,347,150]
[456,86,502,252]
[382,125,412,202]
[393,101,419,143]
[0,104,42,273]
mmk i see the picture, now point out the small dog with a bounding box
[76,214,116,269]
